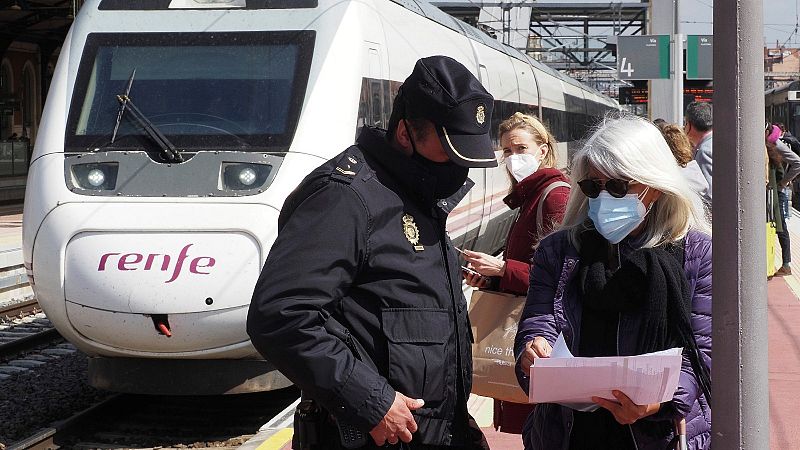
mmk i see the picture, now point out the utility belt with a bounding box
[293,398,368,449]
[294,316,372,449]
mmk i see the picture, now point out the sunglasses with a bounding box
[578,178,637,198]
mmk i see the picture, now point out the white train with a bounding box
[23,0,617,394]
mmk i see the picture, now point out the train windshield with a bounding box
[66,31,315,152]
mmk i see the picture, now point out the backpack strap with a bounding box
[536,181,571,235]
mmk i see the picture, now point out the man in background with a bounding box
[684,101,713,204]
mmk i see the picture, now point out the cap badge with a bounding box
[476,105,486,125]
[402,214,424,252]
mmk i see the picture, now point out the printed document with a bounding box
[529,333,682,410]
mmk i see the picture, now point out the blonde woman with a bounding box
[515,114,712,449]
[462,112,569,433]
[463,112,569,295]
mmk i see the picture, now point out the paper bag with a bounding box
[468,289,529,404]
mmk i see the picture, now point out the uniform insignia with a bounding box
[476,104,486,125]
[335,166,356,176]
[402,214,424,252]
[330,150,363,183]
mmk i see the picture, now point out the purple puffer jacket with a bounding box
[514,229,712,450]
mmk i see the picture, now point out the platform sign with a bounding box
[619,87,648,105]
[617,35,670,80]
[687,35,713,80]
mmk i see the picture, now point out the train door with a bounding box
[357,43,390,132]
[472,52,517,256]
[451,63,489,251]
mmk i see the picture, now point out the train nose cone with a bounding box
[63,232,262,352]
[66,233,260,313]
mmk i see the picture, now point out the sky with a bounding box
[434,0,800,47]
[680,0,799,46]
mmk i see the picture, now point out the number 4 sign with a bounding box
[620,58,634,77]
[617,35,670,80]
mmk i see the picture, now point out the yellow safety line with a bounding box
[255,428,293,450]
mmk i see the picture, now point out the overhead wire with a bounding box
[778,2,799,48]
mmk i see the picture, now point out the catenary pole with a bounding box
[713,0,769,448]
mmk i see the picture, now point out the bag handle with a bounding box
[536,181,570,235]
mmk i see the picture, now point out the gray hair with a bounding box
[561,113,711,248]
[684,101,713,132]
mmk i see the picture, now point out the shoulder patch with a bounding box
[330,151,364,184]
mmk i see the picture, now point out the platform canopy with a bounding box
[0,0,75,50]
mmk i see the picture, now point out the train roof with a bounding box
[766,80,800,96]
[90,0,617,107]
[400,0,617,106]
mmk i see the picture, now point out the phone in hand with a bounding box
[461,265,481,277]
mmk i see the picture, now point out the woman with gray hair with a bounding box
[514,114,712,449]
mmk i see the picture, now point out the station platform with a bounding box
[4,202,799,448]
[242,213,800,450]
[0,203,28,306]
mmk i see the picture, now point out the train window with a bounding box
[355,78,401,138]
[66,31,315,152]
[370,79,384,128]
[541,107,569,143]
[98,0,319,10]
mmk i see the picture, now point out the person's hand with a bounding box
[591,390,661,425]
[462,249,506,277]
[369,392,424,445]
[519,336,552,370]
[462,268,490,288]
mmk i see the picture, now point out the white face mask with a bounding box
[506,153,541,182]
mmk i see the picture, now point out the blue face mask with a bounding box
[588,188,651,244]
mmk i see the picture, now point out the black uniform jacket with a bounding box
[246,127,474,446]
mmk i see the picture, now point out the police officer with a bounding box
[246,56,497,449]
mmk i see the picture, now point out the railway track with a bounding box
[0,300,63,361]
[6,395,124,450]
[8,388,299,449]
[0,299,39,319]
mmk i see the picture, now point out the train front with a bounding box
[21,1,355,394]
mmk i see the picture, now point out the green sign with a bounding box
[687,35,713,80]
[617,35,670,80]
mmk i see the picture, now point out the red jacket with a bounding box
[498,167,570,295]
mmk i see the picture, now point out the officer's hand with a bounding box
[519,337,552,371]
[369,392,424,446]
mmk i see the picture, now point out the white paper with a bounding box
[529,333,683,408]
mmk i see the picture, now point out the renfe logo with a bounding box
[98,244,216,283]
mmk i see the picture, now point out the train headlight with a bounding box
[221,163,271,191]
[71,163,119,191]
[238,167,258,186]
[87,169,106,187]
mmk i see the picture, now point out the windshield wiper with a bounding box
[111,69,183,163]
[110,69,135,145]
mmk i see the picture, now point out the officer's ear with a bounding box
[394,119,414,155]
[387,90,406,143]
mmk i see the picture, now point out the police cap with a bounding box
[398,56,498,168]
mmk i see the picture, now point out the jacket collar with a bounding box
[695,132,712,150]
